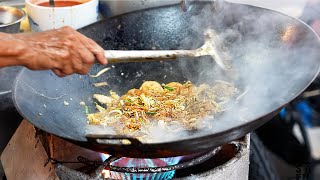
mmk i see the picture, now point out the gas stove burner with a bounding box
[100,146,223,180]
[52,140,244,180]
[54,146,223,180]
[107,156,181,180]
[52,139,244,180]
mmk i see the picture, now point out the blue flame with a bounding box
[100,153,111,162]
[100,153,182,180]
[110,171,175,180]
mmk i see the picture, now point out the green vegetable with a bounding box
[85,106,89,114]
[139,118,146,125]
[146,112,157,115]
[164,86,174,91]
[124,99,133,105]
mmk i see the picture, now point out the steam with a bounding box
[84,0,320,144]
[149,1,317,143]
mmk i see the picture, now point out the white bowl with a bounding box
[25,0,99,31]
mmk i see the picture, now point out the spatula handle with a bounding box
[104,50,195,64]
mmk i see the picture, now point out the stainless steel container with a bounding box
[0,6,25,33]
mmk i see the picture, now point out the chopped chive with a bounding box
[140,118,146,125]
[124,99,133,105]
[164,86,174,91]
[85,106,89,114]
[146,112,157,115]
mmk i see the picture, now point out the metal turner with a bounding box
[104,29,231,70]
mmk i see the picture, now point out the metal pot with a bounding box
[0,6,25,33]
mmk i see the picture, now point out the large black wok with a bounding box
[13,2,320,158]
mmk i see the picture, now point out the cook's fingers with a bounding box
[80,64,92,75]
[76,57,94,75]
[78,45,96,65]
[77,34,107,65]
[86,37,107,65]
[72,58,84,73]
[52,69,66,77]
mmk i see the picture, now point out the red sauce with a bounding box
[37,1,82,7]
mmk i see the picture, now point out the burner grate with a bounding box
[109,147,221,173]
[50,146,222,180]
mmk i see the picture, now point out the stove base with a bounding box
[1,120,58,180]
[1,120,250,180]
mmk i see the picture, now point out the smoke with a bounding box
[73,1,319,143]
[119,0,320,143]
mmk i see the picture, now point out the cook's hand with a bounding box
[16,26,107,77]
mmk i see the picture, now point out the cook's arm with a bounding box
[0,32,27,67]
[0,26,107,77]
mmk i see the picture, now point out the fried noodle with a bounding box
[87,81,237,141]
